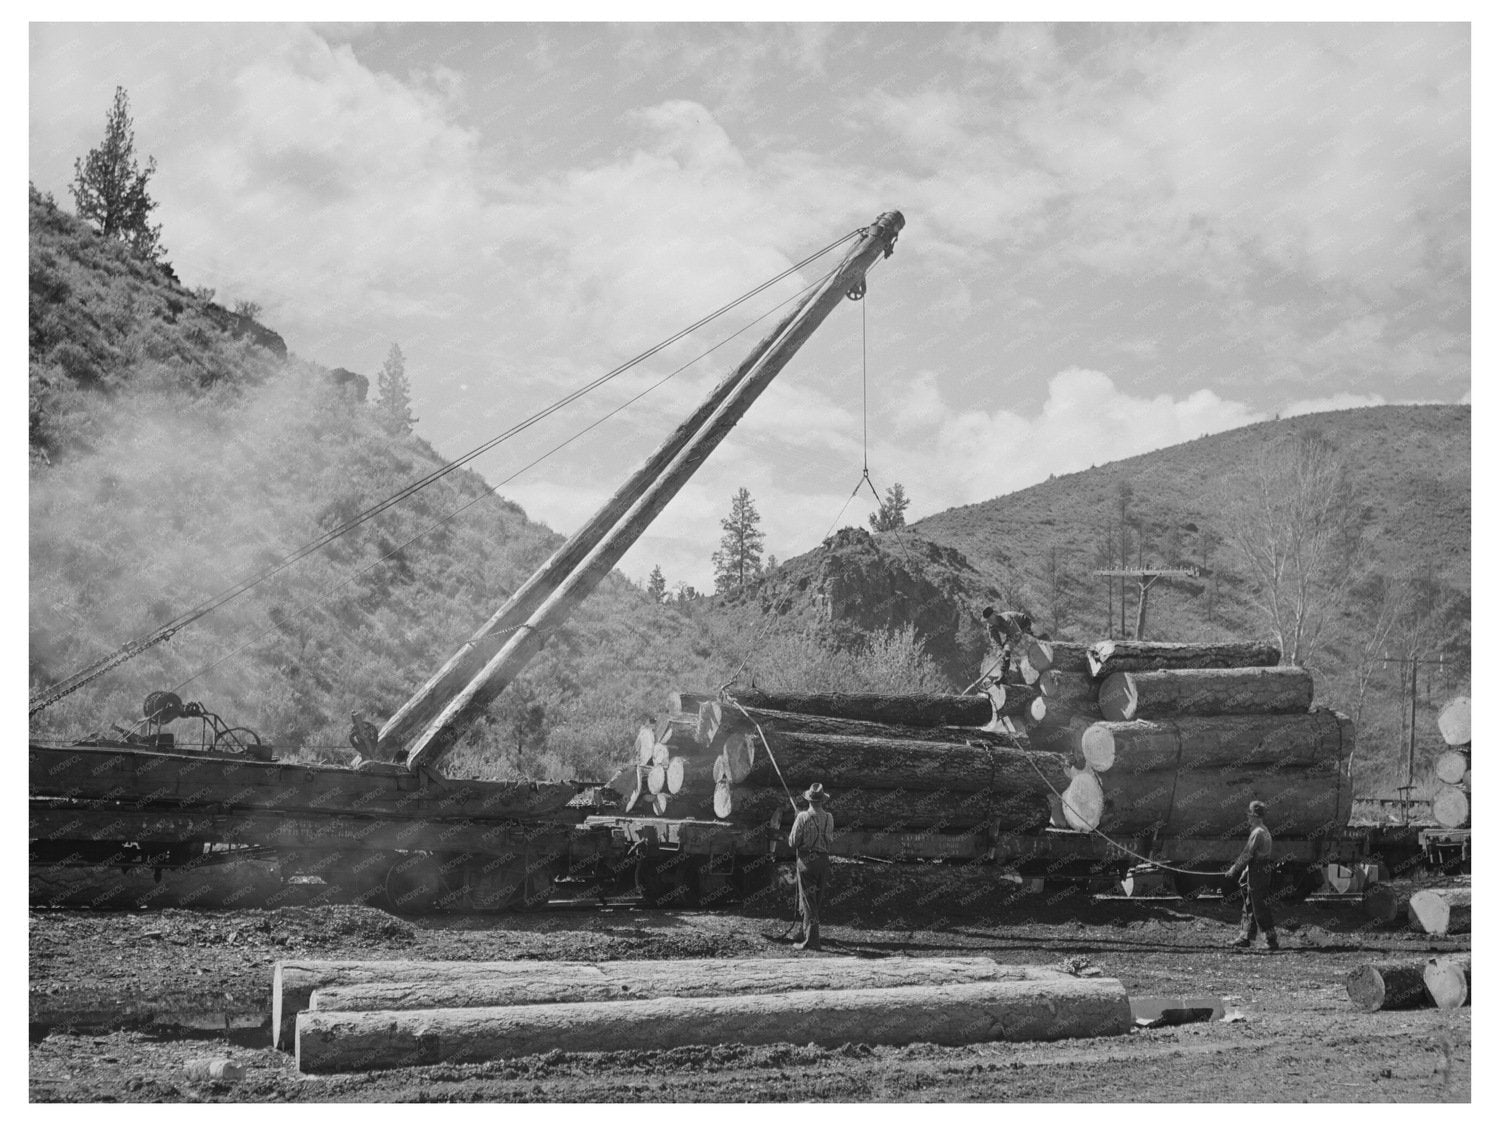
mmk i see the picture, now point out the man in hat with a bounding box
[981,606,1036,680]
[788,782,834,951]
[1226,800,1278,950]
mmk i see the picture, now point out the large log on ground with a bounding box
[1437,697,1471,748]
[1423,956,1471,1010]
[1087,640,1281,680]
[716,706,1022,748]
[1023,639,1093,675]
[725,690,991,728]
[1346,961,1433,1011]
[1081,709,1354,773]
[1407,887,1471,935]
[1361,884,1409,926]
[1057,760,1351,837]
[714,776,1060,832]
[1432,786,1471,828]
[743,731,1064,795]
[295,976,1132,1072]
[305,956,1067,1016]
[1435,749,1470,785]
[1096,667,1314,722]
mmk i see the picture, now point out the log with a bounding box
[1024,639,1093,675]
[1018,658,1043,686]
[665,757,685,795]
[658,714,704,751]
[621,765,645,814]
[985,682,1040,719]
[718,705,1023,748]
[295,977,1132,1072]
[697,701,723,746]
[646,764,667,795]
[723,732,755,783]
[305,956,1067,1016]
[1025,709,1097,760]
[651,792,669,816]
[1058,760,1351,836]
[634,725,657,767]
[670,691,719,717]
[1407,887,1471,936]
[650,741,671,768]
[725,690,992,728]
[1038,670,1096,703]
[1361,884,1407,926]
[1434,749,1470,785]
[1432,786,1470,829]
[1058,768,1104,833]
[737,731,1069,800]
[715,781,1055,832]
[1423,956,1470,1010]
[1087,640,1281,680]
[1081,709,1354,774]
[1096,666,1314,723]
[1346,961,1432,1012]
[1437,696,1470,748]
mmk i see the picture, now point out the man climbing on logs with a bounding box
[982,606,1036,680]
[788,782,834,951]
[1227,800,1279,951]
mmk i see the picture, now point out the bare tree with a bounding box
[1219,433,1366,666]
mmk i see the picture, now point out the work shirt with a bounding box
[1230,823,1273,876]
[789,806,834,856]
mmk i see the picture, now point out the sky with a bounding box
[27,21,1472,594]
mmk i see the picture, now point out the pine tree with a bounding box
[376,343,417,435]
[70,87,164,262]
[646,565,667,604]
[869,482,910,531]
[712,487,765,593]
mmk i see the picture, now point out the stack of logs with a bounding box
[276,956,1133,1072]
[1433,696,1472,829]
[990,638,1354,839]
[610,689,1069,835]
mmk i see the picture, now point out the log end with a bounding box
[1096,673,1135,723]
[1080,724,1116,772]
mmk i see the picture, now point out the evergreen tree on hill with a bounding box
[869,482,910,531]
[70,86,164,263]
[712,487,765,593]
[646,565,667,604]
[376,343,417,435]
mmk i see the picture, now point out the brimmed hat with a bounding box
[804,782,828,803]
[1248,800,1268,818]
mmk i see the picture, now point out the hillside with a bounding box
[27,189,946,782]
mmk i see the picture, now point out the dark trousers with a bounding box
[1239,864,1276,940]
[796,853,831,934]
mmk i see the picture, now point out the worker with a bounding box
[788,782,834,951]
[981,606,1034,680]
[1226,800,1279,950]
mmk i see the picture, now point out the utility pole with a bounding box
[1091,567,1199,641]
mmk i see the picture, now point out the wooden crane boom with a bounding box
[382,211,905,774]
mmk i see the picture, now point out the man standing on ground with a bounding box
[1227,800,1279,950]
[788,783,834,951]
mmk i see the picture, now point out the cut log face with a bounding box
[1407,887,1471,936]
[646,764,667,795]
[713,781,733,819]
[1423,956,1470,1010]
[1087,640,1281,680]
[650,742,671,768]
[1096,666,1314,723]
[651,793,669,816]
[305,956,1066,1016]
[665,757,686,795]
[1080,710,1354,774]
[1432,786,1470,828]
[1346,962,1432,1012]
[725,690,992,728]
[1361,884,1406,926]
[635,726,657,766]
[1024,640,1093,675]
[1437,696,1471,748]
[1434,750,1470,786]
[697,701,723,747]
[723,733,756,784]
[295,977,1133,1072]
[1059,768,1105,832]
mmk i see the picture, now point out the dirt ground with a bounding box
[29,890,1470,1103]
